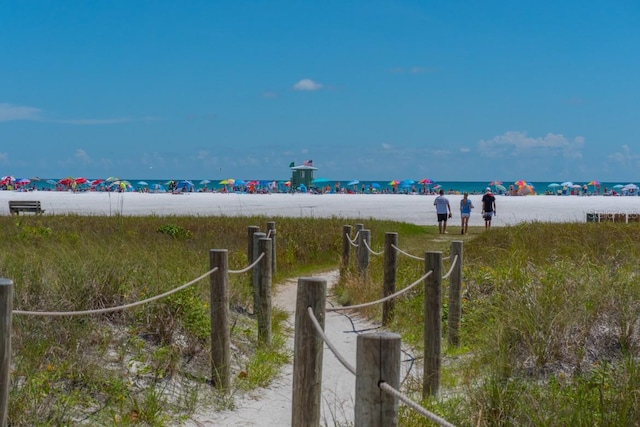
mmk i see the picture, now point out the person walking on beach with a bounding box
[460,192,473,234]
[481,187,496,230]
[434,189,452,234]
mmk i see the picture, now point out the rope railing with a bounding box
[229,252,265,274]
[391,244,423,260]
[379,382,456,427]
[307,306,356,375]
[13,266,219,317]
[346,231,360,247]
[362,239,384,256]
[306,281,457,427]
[327,270,433,312]
[441,254,459,280]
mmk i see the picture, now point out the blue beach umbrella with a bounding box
[347,180,360,186]
[137,181,149,186]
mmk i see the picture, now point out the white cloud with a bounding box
[0,103,41,122]
[0,152,8,162]
[607,145,640,169]
[478,131,584,159]
[381,143,393,150]
[51,117,134,125]
[75,149,91,164]
[293,79,323,91]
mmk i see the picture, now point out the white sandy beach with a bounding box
[4,190,640,426]
[3,190,640,226]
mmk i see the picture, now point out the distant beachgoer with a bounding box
[460,192,474,234]
[434,189,452,234]
[481,188,496,230]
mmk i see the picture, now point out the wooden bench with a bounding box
[8,200,45,215]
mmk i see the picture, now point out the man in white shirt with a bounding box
[433,189,452,234]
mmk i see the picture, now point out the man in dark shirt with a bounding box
[481,188,496,230]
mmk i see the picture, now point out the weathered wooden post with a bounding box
[355,332,401,427]
[382,232,398,326]
[354,223,364,267]
[252,231,266,315]
[0,278,12,427]
[257,237,272,345]
[341,224,352,277]
[247,225,260,287]
[448,241,463,348]
[357,229,371,276]
[266,221,277,277]
[292,277,327,426]
[209,250,230,389]
[423,251,442,398]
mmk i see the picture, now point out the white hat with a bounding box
[485,187,491,192]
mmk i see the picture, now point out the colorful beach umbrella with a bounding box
[489,180,502,186]
[514,180,527,188]
[588,180,600,186]
[419,178,433,184]
[389,180,400,186]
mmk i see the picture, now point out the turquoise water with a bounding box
[20,178,628,195]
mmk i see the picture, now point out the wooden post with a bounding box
[292,277,327,427]
[252,232,266,315]
[355,332,401,427]
[354,223,364,267]
[0,279,12,427]
[382,232,398,326]
[357,229,371,276]
[209,250,230,389]
[423,251,442,398]
[341,224,352,277]
[448,241,463,348]
[247,225,260,287]
[257,237,272,345]
[266,221,277,277]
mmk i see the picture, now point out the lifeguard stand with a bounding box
[290,162,317,191]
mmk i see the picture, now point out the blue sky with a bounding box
[1,0,639,182]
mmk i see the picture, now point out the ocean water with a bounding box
[19,178,631,195]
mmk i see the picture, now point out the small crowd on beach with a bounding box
[433,187,497,235]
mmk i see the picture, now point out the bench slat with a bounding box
[8,200,44,215]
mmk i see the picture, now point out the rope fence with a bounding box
[327,270,432,312]
[391,243,423,260]
[1,222,279,425]
[315,225,466,425]
[362,238,384,256]
[229,251,265,274]
[13,267,219,317]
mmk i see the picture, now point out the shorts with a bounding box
[483,211,494,221]
[461,213,470,218]
[437,213,448,222]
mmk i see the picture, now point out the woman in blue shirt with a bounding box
[460,192,474,234]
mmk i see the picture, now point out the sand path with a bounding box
[187,270,374,426]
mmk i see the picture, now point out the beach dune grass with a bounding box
[2,214,378,425]
[336,221,640,425]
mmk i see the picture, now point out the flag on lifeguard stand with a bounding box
[303,160,313,166]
